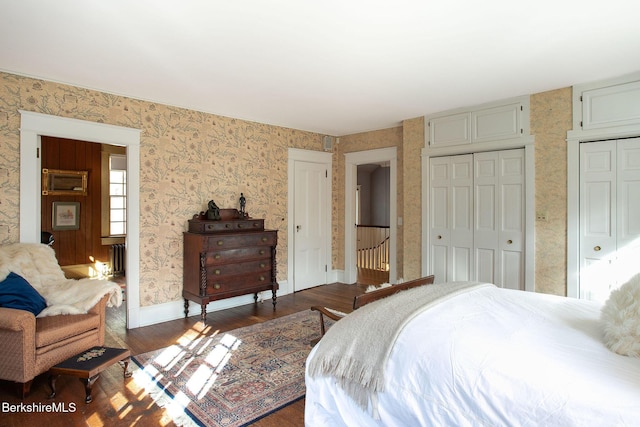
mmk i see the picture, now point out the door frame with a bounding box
[19,111,142,328]
[287,148,332,293]
[344,147,397,284]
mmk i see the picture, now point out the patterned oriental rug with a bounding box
[131,309,331,427]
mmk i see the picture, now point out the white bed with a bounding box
[305,284,640,426]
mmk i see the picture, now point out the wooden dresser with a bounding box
[183,209,278,321]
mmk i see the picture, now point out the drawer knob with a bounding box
[214,284,221,289]
[260,263,266,268]
[238,223,243,228]
[253,223,259,228]
[259,276,265,281]
[259,249,265,255]
[214,254,221,259]
[214,269,221,275]
[225,223,231,228]
[217,240,224,246]
[261,237,268,242]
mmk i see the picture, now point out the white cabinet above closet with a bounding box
[426,96,529,148]
[573,75,640,134]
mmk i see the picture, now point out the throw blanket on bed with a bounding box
[307,281,493,418]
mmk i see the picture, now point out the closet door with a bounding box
[579,140,617,301]
[580,138,640,301]
[474,150,525,289]
[617,138,640,281]
[429,155,473,282]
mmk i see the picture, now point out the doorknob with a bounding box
[296,225,301,232]
[594,245,601,251]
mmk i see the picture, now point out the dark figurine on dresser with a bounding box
[207,200,221,220]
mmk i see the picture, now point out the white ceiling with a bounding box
[2,1,640,136]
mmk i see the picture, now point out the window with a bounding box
[109,154,126,236]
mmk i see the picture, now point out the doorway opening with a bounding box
[19,111,141,329]
[345,147,397,285]
[356,163,390,285]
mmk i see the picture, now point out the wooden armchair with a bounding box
[311,275,435,338]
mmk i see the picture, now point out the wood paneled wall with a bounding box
[41,136,109,266]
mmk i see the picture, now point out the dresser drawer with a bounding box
[207,271,273,294]
[204,232,276,250]
[206,259,271,278]
[204,247,271,265]
[189,219,265,233]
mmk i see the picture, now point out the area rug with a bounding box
[131,309,332,427]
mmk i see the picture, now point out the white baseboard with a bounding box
[135,280,290,328]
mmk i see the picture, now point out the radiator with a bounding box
[110,243,126,276]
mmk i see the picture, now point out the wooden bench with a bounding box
[311,275,435,338]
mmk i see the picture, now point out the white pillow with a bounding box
[601,273,640,357]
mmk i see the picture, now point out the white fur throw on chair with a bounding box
[0,242,122,317]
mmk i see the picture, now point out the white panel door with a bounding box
[450,155,474,281]
[293,161,328,291]
[429,155,473,283]
[617,138,640,283]
[498,150,525,289]
[580,138,640,301]
[579,141,617,301]
[429,157,452,282]
[474,149,524,289]
[474,152,499,284]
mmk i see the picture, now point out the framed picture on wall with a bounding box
[52,201,80,230]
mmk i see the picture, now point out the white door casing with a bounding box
[18,111,142,329]
[287,148,332,293]
[345,148,397,284]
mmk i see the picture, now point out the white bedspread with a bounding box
[305,285,640,426]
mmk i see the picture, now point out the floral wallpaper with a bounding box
[401,116,425,281]
[531,87,572,296]
[0,70,575,304]
[0,71,324,306]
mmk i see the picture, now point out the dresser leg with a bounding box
[200,304,207,322]
[254,293,258,304]
[183,299,189,318]
[271,289,277,309]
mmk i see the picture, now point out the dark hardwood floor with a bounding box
[0,278,383,427]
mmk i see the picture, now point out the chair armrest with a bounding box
[0,307,36,383]
[311,306,347,337]
[0,307,36,332]
[311,306,347,321]
[87,295,109,346]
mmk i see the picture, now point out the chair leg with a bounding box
[16,380,32,399]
